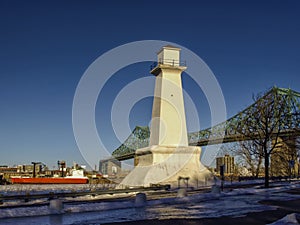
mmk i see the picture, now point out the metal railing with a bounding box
[0,185,171,204]
[150,59,186,70]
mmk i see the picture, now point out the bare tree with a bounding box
[236,87,300,188]
[235,141,263,178]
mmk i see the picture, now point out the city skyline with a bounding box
[0,0,300,169]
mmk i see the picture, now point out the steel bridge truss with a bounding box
[112,87,300,161]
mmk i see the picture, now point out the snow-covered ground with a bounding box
[0,181,300,225]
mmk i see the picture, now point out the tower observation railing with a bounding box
[150,59,187,70]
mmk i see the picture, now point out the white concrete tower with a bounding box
[149,45,188,147]
[119,46,214,189]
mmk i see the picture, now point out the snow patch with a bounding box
[267,213,300,225]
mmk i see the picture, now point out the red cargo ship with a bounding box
[10,176,89,184]
[10,166,89,184]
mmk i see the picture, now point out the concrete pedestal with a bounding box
[118,145,214,189]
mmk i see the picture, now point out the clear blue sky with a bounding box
[0,0,299,169]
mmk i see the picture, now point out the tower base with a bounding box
[118,145,214,189]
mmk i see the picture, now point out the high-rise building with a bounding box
[216,154,235,175]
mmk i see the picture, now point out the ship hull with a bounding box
[10,177,89,184]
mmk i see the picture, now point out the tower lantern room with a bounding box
[157,45,182,66]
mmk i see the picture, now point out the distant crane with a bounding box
[57,160,66,177]
[31,162,46,178]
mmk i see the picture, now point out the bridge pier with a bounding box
[271,136,299,178]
